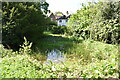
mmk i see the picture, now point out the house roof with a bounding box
[66,15,71,18]
[47,13,53,17]
[47,11,71,20]
[57,15,71,20]
[59,15,67,19]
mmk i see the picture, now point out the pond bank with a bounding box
[0,32,118,78]
[33,32,118,66]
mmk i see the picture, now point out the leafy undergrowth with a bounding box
[0,38,119,78]
[65,39,118,63]
[0,53,118,78]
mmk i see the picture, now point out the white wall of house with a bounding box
[57,19,68,26]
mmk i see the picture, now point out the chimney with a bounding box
[66,11,69,15]
[48,10,51,13]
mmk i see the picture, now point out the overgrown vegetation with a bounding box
[0,1,119,78]
[2,2,50,50]
[67,1,120,44]
[48,25,67,34]
[0,37,119,78]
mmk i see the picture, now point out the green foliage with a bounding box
[0,55,43,78]
[0,37,118,78]
[19,37,32,54]
[67,1,120,44]
[47,21,57,31]
[0,44,17,58]
[0,32,118,78]
[55,11,63,16]
[88,1,120,44]
[49,25,67,34]
[67,2,95,38]
[65,39,118,62]
[64,39,118,78]
[2,2,50,50]
[40,1,49,14]
[0,37,32,57]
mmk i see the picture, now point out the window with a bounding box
[66,19,68,22]
[51,18,53,21]
[59,20,62,22]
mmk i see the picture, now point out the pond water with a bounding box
[45,49,65,63]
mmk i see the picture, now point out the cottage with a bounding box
[47,10,56,22]
[56,15,70,26]
[47,10,71,26]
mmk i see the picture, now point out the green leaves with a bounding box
[0,39,118,78]
[67,1,120,44]
[19,37,32,54]
[2,2,50,50]
[49,25,67,34]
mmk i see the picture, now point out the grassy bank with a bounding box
[0,32,119,78]
[34,31,76,52]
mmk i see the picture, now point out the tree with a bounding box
[55,11,63,17]
[40,1,49,14]
[2,2,50,50]
[67,1,120,44]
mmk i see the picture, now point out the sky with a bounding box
[46,0,98,14]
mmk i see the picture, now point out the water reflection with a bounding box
[46,49,65,63]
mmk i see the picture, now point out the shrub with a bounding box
[49,25,67,34]
[0,55,43,78]
[19,37,32,54]
[2,2,50,50]
[0,37,33,58]
[67,1,120,44]
[0,44,17,58]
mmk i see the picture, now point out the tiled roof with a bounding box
[47,11,71,20]
[57,15,71,20]
[47,13,53,17]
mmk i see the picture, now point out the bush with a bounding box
[49,25,67,34]
[67,1,120,44]
[0,55,43,78]
[0,37,32,58]
[2,2,50,50]
[0,44,17,58]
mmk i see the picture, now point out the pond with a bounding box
[45,49,65,63]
